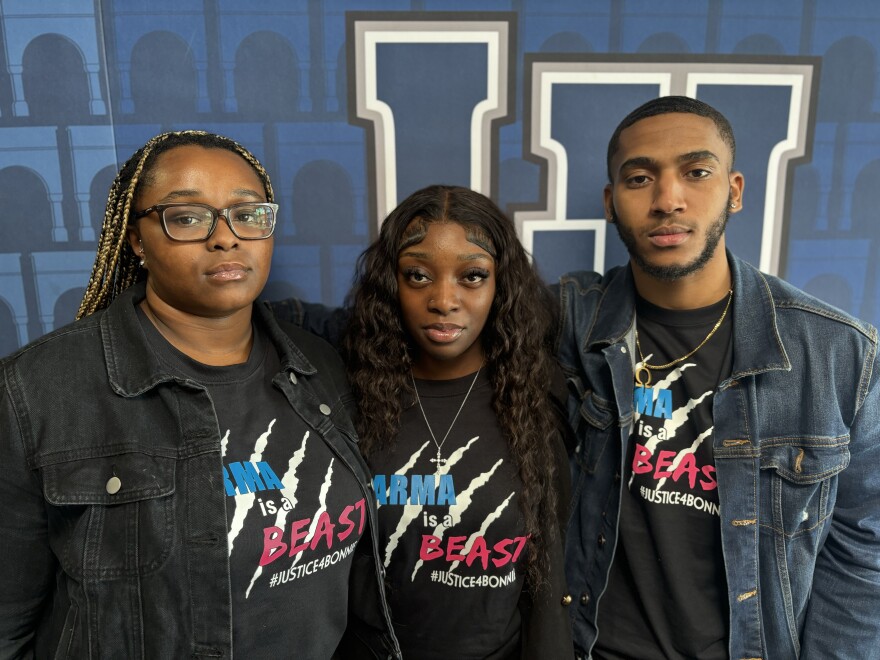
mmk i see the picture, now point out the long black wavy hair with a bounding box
[342,184,560,590]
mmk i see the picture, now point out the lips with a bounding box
[423,323,464,343]
[647,225,691,247]
[206,262,249,280]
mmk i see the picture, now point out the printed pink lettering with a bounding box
[654,450,676,478]
[633,443,653,474]
[310,511,335,551]
[672,452,699,488]
[338,504,355,541]
[509,536,528,564]
[446,536,467,561]
[259,527,287,566]
[289,517,311,555]
[633,443,717,492]
[465,537,490,569]
[420,534,444,561]
[259,497,367,567]
[700,465,717,490]
[492,538,513,567]
[354,498,366,535]
[421,534,530,567]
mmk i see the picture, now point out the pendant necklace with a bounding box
[411,366,482,475]
[634,289,733,388]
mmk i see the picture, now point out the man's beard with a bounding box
[612,202,730,281]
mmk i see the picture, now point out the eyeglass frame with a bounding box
[131,201,279,242]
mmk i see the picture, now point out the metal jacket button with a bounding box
[106,476,122,495]
[289,372,297,385]
[561,594,573,606]
[580,593,590,605]
[319,403,332,415]
[597,533,606,547]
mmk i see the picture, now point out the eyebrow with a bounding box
[399,250,493,262]
[158,188,264,203]
[618,150,721,173]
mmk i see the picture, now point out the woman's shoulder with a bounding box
[260,306,348,381]
[2,312,104,375]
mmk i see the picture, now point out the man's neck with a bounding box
[631,254,732,310]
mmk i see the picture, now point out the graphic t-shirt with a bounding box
[593,294,733,660]
[368,370,526,660]
[139,311,363,658]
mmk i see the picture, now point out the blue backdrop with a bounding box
[1,0,878,356]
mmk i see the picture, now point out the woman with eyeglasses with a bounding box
[0,131,399,659]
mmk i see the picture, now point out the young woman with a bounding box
[0,131,398,659]
[283,185,574,658]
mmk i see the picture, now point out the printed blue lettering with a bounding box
[229,461,266,495]
[222,465,235,496]
[390,474,407,504]
[372,473,457,505]
[653,388,672,419]
[257,461,283,489]
[437,474,456,505]
[634,386,673,419]
[409,474,436,504]
[634,386,654,415]
[373,474,387,505]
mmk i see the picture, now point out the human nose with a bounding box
[651,172,686,216]
[207,211,239,250]
[428,279,460,314]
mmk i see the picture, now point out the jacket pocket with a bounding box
[760,439,849,537]
[571,388,615,474]
[41,451,176,578]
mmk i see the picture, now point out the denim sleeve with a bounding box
[0,366,55,658]
[801,329,880,658]
[266,298,350,349]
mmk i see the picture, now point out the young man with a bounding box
[557,96,880,659]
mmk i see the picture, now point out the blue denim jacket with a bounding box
[556,253,880,660]
[0,283,400,659]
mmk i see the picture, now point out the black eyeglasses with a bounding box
[132,202,278,242]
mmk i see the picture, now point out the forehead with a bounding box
[145,145,261,189]
[151,144,251,174]
[612,113,731,171]
[399,219,493,257]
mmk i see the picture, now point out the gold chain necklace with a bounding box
[634,289,733,388]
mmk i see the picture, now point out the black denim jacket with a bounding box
[0,283,400,659]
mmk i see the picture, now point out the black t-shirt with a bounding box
[368,370,526,660]
[139,310,362,658]
[594,294,733,660]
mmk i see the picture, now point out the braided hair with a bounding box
[77,130,274,319]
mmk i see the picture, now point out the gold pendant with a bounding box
[635,365,652,388]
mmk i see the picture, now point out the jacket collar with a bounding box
[590,251,790,377]
[101,282,316,397]
[586,265,638,350]
[727,252,791,379]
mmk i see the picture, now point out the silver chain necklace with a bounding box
[411,366,482,475]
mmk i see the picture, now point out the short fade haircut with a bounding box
[606,95,737,181]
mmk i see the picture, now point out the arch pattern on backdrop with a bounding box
[0,2,879,352]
